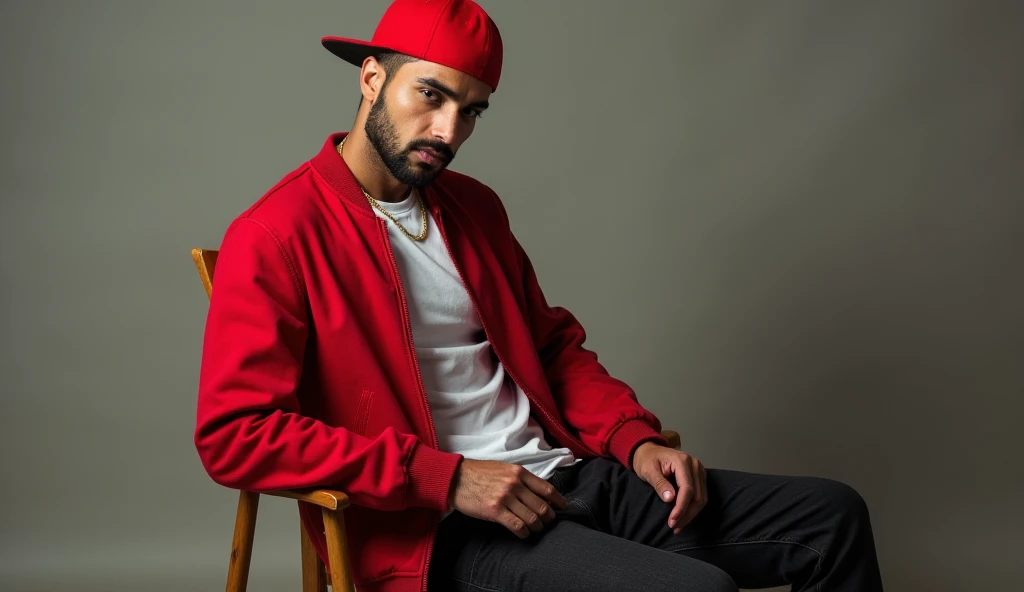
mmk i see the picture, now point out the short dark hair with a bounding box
[357,50,419,108]
[376,50,419,84]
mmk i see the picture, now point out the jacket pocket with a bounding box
[353,388,374,435]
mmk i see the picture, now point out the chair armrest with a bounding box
[263,488,351,511]
[661,429,681,450]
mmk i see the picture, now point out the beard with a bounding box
[364,92,455,188]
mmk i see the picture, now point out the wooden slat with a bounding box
[264,488,350,511]
[323,509,357,592]
[300,520,329,592]
[191,248,218,298]
[225,491,259,592]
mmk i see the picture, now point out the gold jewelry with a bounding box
[337,136,428,241]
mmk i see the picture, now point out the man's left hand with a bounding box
[632,441,708,535]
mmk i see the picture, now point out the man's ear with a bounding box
[360,57,385,104]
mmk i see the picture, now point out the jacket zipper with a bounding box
[431,208,592,457]
[375,217,440,592]
[377,217,439,449]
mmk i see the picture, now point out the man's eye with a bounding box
[421,89,438,101]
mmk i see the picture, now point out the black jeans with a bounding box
[428,457,883,591]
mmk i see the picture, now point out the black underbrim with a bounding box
[321,36,392,68]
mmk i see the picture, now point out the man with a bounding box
[194,1,884,590]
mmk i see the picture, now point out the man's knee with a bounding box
[640,560,737,592]
[702,565,739,592]
[812,477,872,528]
[687,562,738,592]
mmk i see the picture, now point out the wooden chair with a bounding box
[191,247,682,592]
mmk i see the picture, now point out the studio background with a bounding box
[1,1,1022,590]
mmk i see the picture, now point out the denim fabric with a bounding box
[428,457,883,591]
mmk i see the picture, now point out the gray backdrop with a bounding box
[2,1,1022,591]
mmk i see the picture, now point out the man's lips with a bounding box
[416,148,448,165]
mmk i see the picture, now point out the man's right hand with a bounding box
[448,459,569,539]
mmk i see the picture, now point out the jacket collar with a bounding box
[309,132,373,215]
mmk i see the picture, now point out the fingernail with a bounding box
[662,491,672,501]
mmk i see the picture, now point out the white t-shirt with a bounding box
[371,190,577,493]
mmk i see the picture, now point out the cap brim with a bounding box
[321,36,392,68]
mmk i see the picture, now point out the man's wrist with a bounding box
[628,439,665,472]
[631,440,661,468]
[446,457,464,509]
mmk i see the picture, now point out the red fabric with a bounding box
[321,0,504,92]
[194,132,667,591]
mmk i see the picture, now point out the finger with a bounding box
[696,459,707,508]
[684,456,705,510]
[517,488,557,525]
[507,497,545,534]
[668,461,694,532]
[646,466,676,504]
[677,459,707,530]
[498,508,531,539]
[522,471,569,510]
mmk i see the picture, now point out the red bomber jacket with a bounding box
[194,132,668,591]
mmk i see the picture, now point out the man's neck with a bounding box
[339,131,412,203]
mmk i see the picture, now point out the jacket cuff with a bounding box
[405,442,464,512]
[607,418,669,471]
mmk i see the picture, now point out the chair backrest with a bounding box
[189,245,346,591]
[191,248,219,299]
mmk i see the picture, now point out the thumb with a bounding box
[636,450,675,502]
[645,468,675,503]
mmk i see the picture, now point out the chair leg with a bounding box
[300,519,328,592]
[226,491,260,592]
[322,507,356,592]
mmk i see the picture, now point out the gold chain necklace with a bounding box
[337,137,428,241]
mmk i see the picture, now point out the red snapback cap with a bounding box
[321,0,503,92]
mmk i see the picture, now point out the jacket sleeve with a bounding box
[511,232,670,470]
[194,217,461,512]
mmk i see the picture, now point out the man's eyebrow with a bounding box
[417,77,490,110]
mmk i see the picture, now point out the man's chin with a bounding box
[407,163,448,187]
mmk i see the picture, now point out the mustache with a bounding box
[406,139,454,161]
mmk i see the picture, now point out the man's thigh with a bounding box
[560,457,872,590]
[429,511,737,592]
